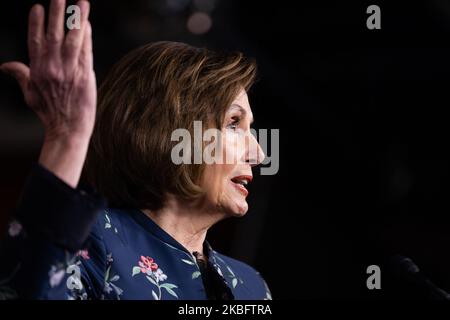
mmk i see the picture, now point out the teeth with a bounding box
[233,179,248,186]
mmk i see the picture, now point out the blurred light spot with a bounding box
[187,12,212,35]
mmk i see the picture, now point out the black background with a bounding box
[2,0,450,299]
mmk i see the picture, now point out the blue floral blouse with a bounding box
[0,164,272,300]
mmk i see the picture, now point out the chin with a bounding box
[215,191,249,217]
[228,201,249,217]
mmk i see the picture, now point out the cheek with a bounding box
[223,131,246,164]
[201,164,229,201]
[201,162,237,210]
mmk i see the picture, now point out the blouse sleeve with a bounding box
[0,163,107,299]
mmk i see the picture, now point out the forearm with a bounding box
[38,134,91,189]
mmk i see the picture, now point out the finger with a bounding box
[27,4,45,67]
[64,1,90,66]
[46,0,66,56]
[0,62,31,95]
[79,21,93,70]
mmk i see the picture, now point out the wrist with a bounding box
[39,134,92,188]
[43,130,91,148]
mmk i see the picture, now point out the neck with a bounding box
[141,196,222,255]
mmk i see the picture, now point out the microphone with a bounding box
[389,255,450,300]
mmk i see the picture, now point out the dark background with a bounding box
[2,0,450,299]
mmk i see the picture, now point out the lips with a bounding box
[230,175,253,197]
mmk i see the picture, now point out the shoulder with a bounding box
[89,208,137,246]
[90,208,131,236]
[85,207,135,255]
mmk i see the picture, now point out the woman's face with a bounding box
[200,90,265,217]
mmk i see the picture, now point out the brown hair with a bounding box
[83,41,257,211]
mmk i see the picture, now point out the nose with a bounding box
[245,131,265,166]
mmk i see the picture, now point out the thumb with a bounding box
[0,62,31,95]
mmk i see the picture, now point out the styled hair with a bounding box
[83,41,257,211]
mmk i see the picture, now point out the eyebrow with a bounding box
[230,104,254,124]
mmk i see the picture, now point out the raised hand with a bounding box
[1,0,96,188]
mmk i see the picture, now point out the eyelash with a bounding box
[227,116,241,130]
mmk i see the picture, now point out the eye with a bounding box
[226,116,241,130]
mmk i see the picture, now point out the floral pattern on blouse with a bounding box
[103,253,123,299]
[132,256,179,300]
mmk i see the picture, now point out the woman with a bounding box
[0,0,271,300]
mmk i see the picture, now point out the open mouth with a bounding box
[230,175,253,197]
